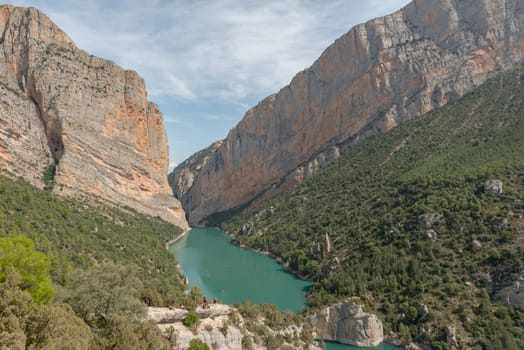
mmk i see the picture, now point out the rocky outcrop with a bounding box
[495,271,524,311]
[484,179,503,195]
[307,301,384,347]
[147,305,322,350]
[446,324,459,349]
[170,0,524,225]
[0,5,187,229]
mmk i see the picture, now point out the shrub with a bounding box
[183,311,200,328]
[187,338,210,350]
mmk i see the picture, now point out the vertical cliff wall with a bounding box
[0,5,187,229]
[170,0,524,225]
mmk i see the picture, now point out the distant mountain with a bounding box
[0,5,187,229]
[170,0,524,225]
[223,65,524,348]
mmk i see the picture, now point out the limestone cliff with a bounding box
[0,5,187,229]
[307,301,384,347]
[170,0,524,225]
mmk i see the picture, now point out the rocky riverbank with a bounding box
[147,304,323,350]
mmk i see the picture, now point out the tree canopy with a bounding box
[0,236,54,304]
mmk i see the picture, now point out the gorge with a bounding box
[170,0,524,226]
[0,1,523,349]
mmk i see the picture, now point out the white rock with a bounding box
[307,301,383,347]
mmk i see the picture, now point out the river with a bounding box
[169,227,399,350]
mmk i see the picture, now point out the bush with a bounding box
[183,311,200,328]
[0,275,93,350]
[68,262,146,327]
[187,338,210,350]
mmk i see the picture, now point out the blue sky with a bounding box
[10,0,410,169]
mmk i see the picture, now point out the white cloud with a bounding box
[9,0,411,164]
[163,115,193,127]
[13,0,410,106]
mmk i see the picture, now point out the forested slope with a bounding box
[0,173,186,348]
[223,65,524,349]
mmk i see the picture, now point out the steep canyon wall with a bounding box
[171,0,524,224]
[0,5,187,229]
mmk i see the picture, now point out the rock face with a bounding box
[495,271,524,311]
[170,0,524,225]
[0,5,187,229]
[484,179,503,195]
[307,301,384,347]
[147,305,322,350]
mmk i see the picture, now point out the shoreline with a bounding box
[236,243,310,281]
[222,228,310,281]
[165,226,402,348]
[165,227,191,249]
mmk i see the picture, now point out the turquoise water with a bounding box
[169,227,400,349]
[169,227,311,313]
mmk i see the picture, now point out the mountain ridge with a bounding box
[171,0,524,225]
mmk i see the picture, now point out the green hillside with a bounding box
[222,64,524,348]
[0,174,186,303]
[0,173,187,348]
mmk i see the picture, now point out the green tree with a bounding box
[67,262,146,327]
[0,236,54,304]
[95,314,170,350]
[28,303,93,350]
[0,272,92,350]
[97,314,139,350]
[0,273,31,350]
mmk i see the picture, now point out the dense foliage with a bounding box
[223,65,524,348]
[0,174,188,348]
[0,236,54,304]
[0,174,186,305]
[0,267,93,349]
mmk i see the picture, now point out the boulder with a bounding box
[472,239,482,251]
[446,324,459,348]
[495,271,524,311]
[426,229,438,241]
[307,301,383,347]
[147,307,188,323]
[416,303,429,319]
[419,213,443,229]
[484,179,503,196]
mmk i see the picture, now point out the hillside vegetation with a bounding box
[0,174,186,303]
[223,65,524,349]
[0,173,187,348]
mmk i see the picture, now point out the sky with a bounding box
[10,0,410,170]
